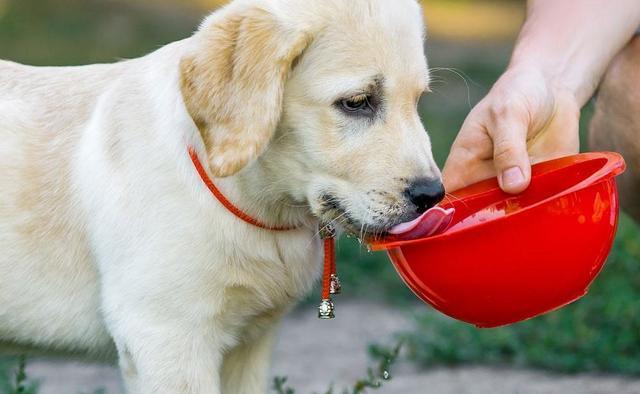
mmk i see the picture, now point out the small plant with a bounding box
[78,389,107,394]
[0,356,39,394]
[272,377,295,394]
[351,342,402,394]
[272,342,402,394]
[14,356,27,393]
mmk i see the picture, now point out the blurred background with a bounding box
[1,0,639,393]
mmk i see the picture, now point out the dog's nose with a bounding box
[404,178,445,214]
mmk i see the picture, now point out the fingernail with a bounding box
[501,167,525,188]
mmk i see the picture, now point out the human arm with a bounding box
[443,0,640,194]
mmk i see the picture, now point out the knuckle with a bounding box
[487,97,526,123]
[488,101,511,119]
[493,142,521,166]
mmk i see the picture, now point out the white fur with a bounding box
[0,1,436,393]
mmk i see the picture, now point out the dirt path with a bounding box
[27,301,640,394]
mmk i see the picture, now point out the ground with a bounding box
[26,301,640,394]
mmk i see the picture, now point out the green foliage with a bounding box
[272,377,296,394]
[0,356,39,394]
[335,239,416,305]
[272,343,402,394]
[0,356,110,394]
[0,0,198,66]
[78,389,107,394]
[400,215,640,375]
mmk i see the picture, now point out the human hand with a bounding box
[443,66,580,194]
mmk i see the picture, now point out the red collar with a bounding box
[188,147,339,319]
[188,147,294,231]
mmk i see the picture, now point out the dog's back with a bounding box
[0,60,123,357]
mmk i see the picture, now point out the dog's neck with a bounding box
[212,152,316,231]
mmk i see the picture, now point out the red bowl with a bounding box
[371,152,626,328]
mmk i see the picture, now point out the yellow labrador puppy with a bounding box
[0,0,443,392]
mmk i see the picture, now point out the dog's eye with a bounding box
[339,94,372,114]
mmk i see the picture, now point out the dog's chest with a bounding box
[213,230,322,341]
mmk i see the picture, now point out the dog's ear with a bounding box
[180,6,313,177]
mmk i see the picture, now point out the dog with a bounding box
[0,0,444,392]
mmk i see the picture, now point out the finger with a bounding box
[442,159,468,192]
[528,100,580,164]
[443,123,494,192]
[444,157,496,192]
[489,116,531,194]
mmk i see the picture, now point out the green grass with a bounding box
[272,342,403,394]
[0,356,38,394]
[399,215,640,375]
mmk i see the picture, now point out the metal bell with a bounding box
[329,274,342,295]
[318,298,335,319]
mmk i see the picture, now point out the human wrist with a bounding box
[499,59,581,114]
[507,0,640,107]
[508,42,597,107]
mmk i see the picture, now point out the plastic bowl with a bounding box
[371,152,626,328]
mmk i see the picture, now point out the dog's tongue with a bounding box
[388,206,455,240]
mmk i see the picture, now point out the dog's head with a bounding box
[181,0,443,236]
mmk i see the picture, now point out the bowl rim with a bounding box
[370,151,625,251]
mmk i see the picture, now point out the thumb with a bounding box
[490,118,531,194]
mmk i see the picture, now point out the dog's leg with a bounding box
[111,316,223,394]
[221,318,281,394]
[113,318,223,394]
[102,288,225,394]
